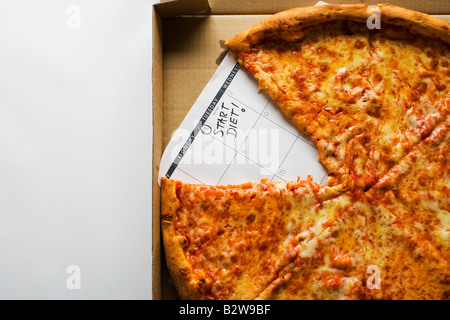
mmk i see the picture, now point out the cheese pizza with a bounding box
[161,4,450,299]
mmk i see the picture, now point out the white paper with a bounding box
[159,51,328,186]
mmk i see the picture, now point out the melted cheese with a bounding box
[237,21,449,190]
[299,238,320,258]
[171,179,346,299]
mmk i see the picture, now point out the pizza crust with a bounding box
[225,4,450,53]
[161,177,204,300]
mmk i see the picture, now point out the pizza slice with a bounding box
[256,196,450,300]
[160,177,348,299]
[225,4,450,190]
[255,197,370,300]
[367,119,450,262]
[365,199,450,300]
[370,190,450,264]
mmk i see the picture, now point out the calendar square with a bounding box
[201,94,262,152]
[217,152,275,185]
[272,137,327,183]
[260,100,301,136]
[238,115,298,174]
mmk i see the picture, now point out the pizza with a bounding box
[160,4,450,299]
[161,177,348,299]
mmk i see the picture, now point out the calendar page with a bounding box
[158,51,328,186]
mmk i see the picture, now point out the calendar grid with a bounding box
[206,95,328,185]
[173,89,330,185]
[176,167,206,185]
[216,98,271,185]
[224,92,318,150]
[206,130,276,181]
[220,92,328,184]
[269,132,302,182]
[160,51,329,187]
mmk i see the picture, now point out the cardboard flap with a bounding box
[155,0,211,18]
[207,0,450,15]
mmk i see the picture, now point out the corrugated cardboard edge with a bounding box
[155,0,211,18]
[207,0,450,15]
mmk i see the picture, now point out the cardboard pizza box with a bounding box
[152,0,450,299]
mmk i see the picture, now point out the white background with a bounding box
[0,0,155,299]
